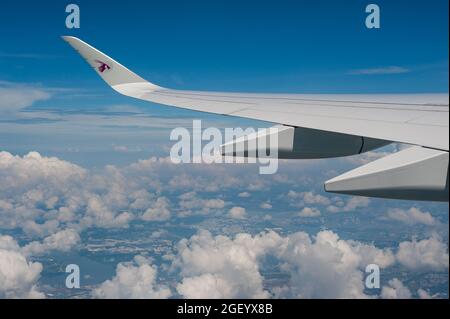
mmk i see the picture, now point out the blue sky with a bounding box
[0,0,448,94]
[0,1,448,299]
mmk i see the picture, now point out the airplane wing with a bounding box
[62,36,449,202]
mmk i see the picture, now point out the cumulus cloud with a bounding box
[0,150,330,237]
[0,151,89,234]
[387,207,437,226]
[96,229,408,299]
[0,151,294,243]
[396,235,449,271]
[0,152,173,236]
[141,197,171,221]
[177,273,239,299]
[381,278,412,299]
[301,192,331,206]
[0,235,44,298]
[343,149,393,166]
[83,195,133,228]
[22,220,60,238]
[22,229,80,256]
[92,255,171,299]
[260,202,272,210]
[238,192,251,198]
[173,230,276,298]
[0,151,86,188]
[287,191,331,207]
[178,192,225,216]
[327,196,370,213]
[172,230,395,299]
[275,230,395,298]
[298,207,321,217]
[228,206,247,219]
[417,288,438,299]
[286,191,371,215]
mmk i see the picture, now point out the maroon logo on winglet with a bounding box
[95,59,111,73]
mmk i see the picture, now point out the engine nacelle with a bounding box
[220,125,389,159]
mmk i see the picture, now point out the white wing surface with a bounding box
[63,36,449,201]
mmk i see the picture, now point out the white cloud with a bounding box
[349,66,410,75]
[275,230,394,298]
[22,229,80,256]
[173,230,275,299]
[141,197,171,221]
[288,191,364,220]
[172,230,395,299]
[238,192,251,198]
[343,150,392,165]
[0,151,258,238]
[298,207,321,217]
[260,202,272,210]
[83,196,134,228]
[0,83,51,115]
[327,196,370,213]
[387,207,437,226]
[177,273,242,299]
[1,150,447,299]
[22,220,60,238]
[113,145,142,153]
[0,151,328,236]
[381,278,412,299]
[396,235,449,271]
[0,151,86,188]
[93,255,171,299]
[287,191,331,206]
[417,288,438,299]
[228,206,247,219]
[0,151,88,235]
[178,192,225,216]
[302,192,331,205]
[0,235,44,298]
[246,180,267,192]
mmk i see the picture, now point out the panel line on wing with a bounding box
[282,101,449,113]
[150,91,256,106]
[147,90,449,107]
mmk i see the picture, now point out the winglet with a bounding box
[62,36,161,91]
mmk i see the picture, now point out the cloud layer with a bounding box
[94,229,447,299]
[0,151,447,299]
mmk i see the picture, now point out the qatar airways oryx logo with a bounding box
[169,120,280,174]
[94,59,111,73]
